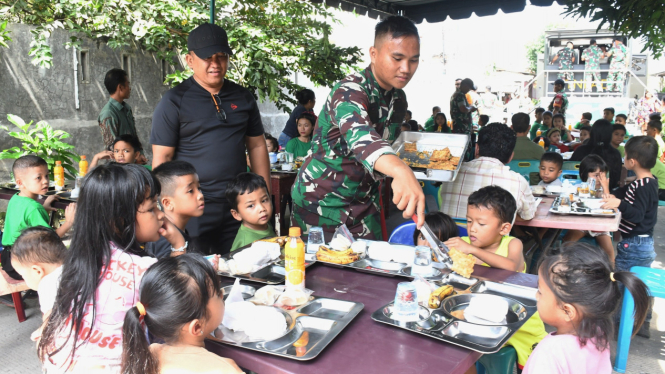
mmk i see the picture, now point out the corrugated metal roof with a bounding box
[310,0,564,23]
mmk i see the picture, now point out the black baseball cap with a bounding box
[187,23,233,59]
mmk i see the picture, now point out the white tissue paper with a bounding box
[223,241,281,275]
[464,296,508,324]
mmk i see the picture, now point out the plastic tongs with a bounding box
[412,215,452,265]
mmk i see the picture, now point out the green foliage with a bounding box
[0,20,11,48]
[0,114,80,180]
[0,0,362,111]
[525,34,546,74]
[564,0,665,58]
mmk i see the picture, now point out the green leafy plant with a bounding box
[0,114,80,179]
[0,0,362,112]
[564,0,665,58]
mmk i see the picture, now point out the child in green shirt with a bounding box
[529,108,546,140]
[286,112,316,159]
[574,112,592,129]
[612,124,627,158]
[1,155,76,280]
[226,173,276,251]
[646,120,664,161]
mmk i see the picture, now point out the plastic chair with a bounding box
[614,266,665,373]
[507,160,540,185]
[560,170,579,181]
[454,219,468,237]
[388,222,417,245]
[0,269,29,322]
[420,180,440,213]
[562,161,580,171]
[476,346,517,374]
[658,200,665,207]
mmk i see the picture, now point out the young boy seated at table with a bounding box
[444,185,547,371]
[538,152,563,187]
[546,128,569,153]
[413,212,459,248]
[144,160,204,258]
[1,155,76,280]
[603,107,615,123]
[615,113,628,126]
[601,136,659,337]
[529,108,546,140]
[646,120,664,160]
[10,226,65,341]
[612,124,627,158]
[227,172,276,251]
[574,112,592,129]
[570,124,591,150]
[478,114,489,129]
[89,134,152,170]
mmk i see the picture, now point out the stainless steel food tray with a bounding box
[371,280,538,354]
[208,294,364,361]
[392,132,469,182]
[549,196,617,217]
[217,247,316,285]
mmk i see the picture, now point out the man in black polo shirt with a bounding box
[151,23,270,255]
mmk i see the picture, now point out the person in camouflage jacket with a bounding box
[551,42,576,91]
[606,39,629,93]
[291,16,426,240]
[581,39,604,92]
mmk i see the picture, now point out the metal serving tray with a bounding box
[549,196,617,217]
[217,247,316,285]
[208,295,364,361]
[392,132,469,182]
[371,280,538,354]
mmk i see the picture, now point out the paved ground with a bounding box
[2,206,664,373]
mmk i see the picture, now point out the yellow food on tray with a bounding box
[401,146,460,171]
[429,148,451,162]
[316,245,360,264]
[404,142,418,153]
[258,236,288,247]
[448,248,475,278]
[451,310,465,320]
[428,285,455,308]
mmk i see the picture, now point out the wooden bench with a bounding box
[0,269,29,322]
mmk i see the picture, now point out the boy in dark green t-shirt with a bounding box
[574,112,592,129]
[529,108,547,140]
[1,155,76,279]
[226,173,276,251]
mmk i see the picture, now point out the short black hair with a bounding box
[110,134,143,153]
[265,134,279,151]
[406,110,412,116]
[579,154,608,182]
[590,39,597,45]
[648,112,661,121]
[540,152,563,170]
[552,113,566,124]
[533,135,551,148]
[616,114,628,121]
[477,123,517,164]
[535,107,545,115]
[478,115,490,125]
[297,112,317,129]
[400,123,411,131]
[12,226,66,265]
[486,85,492,91]
[554,79,565,87]
[375,16,419,42]
[295,88,315,106]
[455,78,462,82]
[647,120,662,133]
[468,185,516,224]
[413,212,458,246]
[543,111,553,118]
[546,128,561,138]
[461,78,474,89]
[104,68,128,95]
[604,107,615,115]
[580,125,592,134]
[152,160,198,197]
[625,136,658,169]
[225,172,269,211]
[612,124,627,134]
[582,112,592,120]
[511,112,530,133]
[12,155,48,176]
[432,106,441,113]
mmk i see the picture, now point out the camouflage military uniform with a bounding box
[555,47,575,83]
[450,90,473,160]
[547,91,569,115]
[607,44,628,92]
[290,66,407,240]
[582,45,603,92]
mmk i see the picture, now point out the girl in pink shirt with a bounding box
[524,243,650,374]
[38,163,186,373]
[122,254,243,374]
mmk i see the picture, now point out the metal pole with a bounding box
[210,0,215,24]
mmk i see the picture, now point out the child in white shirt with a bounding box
[538,152,563,187]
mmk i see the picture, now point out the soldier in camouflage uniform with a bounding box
[581,39,604,92]
[606,39,629,93]
[551,42,576,91]
[291,16,426,240]
[547,79,569,115]
[450,78,477,161]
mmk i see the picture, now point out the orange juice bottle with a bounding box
[536,129,542,136]
[284,227,305,290]
[568,124,572,131]
[538,138,545,149]
[54,161,64,191]
[79,155,88,176]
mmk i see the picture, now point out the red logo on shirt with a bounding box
[231,103,238,110]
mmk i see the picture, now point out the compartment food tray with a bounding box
[371,280,538,354]
[208,295,364,360]
[392,132,469,182]
[217,247,316,285]
[549,196,617,217]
